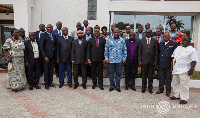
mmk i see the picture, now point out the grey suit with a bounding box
[71,30,78,40]
[56,36,74,62]
[138,37,158,90]
[153,35,164,44]
[71,39,87,85]
[135,32,146,42]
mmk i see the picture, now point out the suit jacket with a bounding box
[135,32,146,42]
[40,32,56,58]
[56,36,74,62]
[138,37,158,64]
[24,40,41,65]
[71,39,87,64]
[153,35,164,44]
[159,40,177,68]
[52,29,62,39]
[35,31,45,42]
[125,39,139,65]
[87,37,106,62]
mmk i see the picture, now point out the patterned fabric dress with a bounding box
[3,38,27,90]
[170,31,186,43]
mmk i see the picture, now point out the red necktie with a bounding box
[96,38,99,47]
[85,27,87,34]
[157,37,160,44]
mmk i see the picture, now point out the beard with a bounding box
[78,36,83,39]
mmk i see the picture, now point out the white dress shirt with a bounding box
[57,29,62,36]
[31,40,39,59]
[146,37,151,44]
[172,46,198,74]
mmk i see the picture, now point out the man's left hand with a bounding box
[188,69,194,76]
[123,60,126,64]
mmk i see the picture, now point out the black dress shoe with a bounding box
[34,85,41,89]
[116,88,121,92]
[170,96,180,100]
[131,87,136,91]
[92,85,96,89]
[149,90,153,94]
[29,85,33,90]
[45,85,49,90]
[109,87,114,92]
[49,84,56,88]
[73,85,78,89]
[142,89,146,93]
[83,84,87,89]
[125,86,128,90]
[68,84,72,88]
[59,84,63,88]
[99,86,104,90]
[179,100,187,104]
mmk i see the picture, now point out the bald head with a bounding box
[56,21,62,30]
[29,32,36,41]
[146,29,152,38]
[113,28,120,39]
[46,24,53,33]
[39,24,45,32]
[62,27,68,36]
[163,32,170,42]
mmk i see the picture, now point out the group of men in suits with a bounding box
[22,21,197,105]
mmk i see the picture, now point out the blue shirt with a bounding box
[85,34,92,41]
[139,33,142,40]
[104,37,127,63]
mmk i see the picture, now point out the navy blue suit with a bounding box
[40,32,56,86]
[158,40,177,93]
[52,29,61,76]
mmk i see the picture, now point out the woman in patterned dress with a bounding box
[170,23,186,45]
[3,28,27,92]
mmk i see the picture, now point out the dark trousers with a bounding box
[142,64,154,90]
[87,65,92,78]
[55,62,59,76]
[91,61,103,86]
[59,62,72,85]
[108,63,123,89]
[44,57,55,85]
[125,59,137,88]
[73,64,87,84]
[159,68,172,93]
[27,58,41,86]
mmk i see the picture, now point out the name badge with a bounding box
[169,46,173,48]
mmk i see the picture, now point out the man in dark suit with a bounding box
[52,21,63,77]
[24,32,41,90]
[125,32,139,91]
[81,20,93,35]
[156,32,177,97]
[138,29,158,94]
[40,24,57,90]
[35,24,45,76]
[35,24,46,41]
[153,28,164,79]
[87,29,106,90]
[135,25,146,42]
[56,27,74,88]
[71,30,88,89]
[83,27,94,41]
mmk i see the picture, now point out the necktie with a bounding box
[157,37,160,44]
[147,38,150,48]
[49,33,53,41]
[96,38,99,47]
[85,27,87,35]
